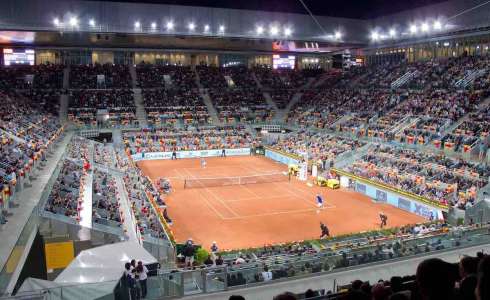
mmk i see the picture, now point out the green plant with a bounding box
[194,247,210,264]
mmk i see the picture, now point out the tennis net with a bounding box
[184,172,288,189]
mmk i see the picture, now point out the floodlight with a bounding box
[53,18,60,26]
[371,31,379,41]
[204,24,210,32]
[89,19,95,27]
[151,22,157,29]
[284,27,292,37]
[134,21,141,29]
[421,23,429,32]
[219,25,225,33]
[389,28,396,37]
[69,17,78,27]
[334,31,342,40]
[166,21,174,30]
[433,20,442,30]
[256,26,264,34]
[188,23,195,31]
[270,26,279,35]
[409,24,417,34]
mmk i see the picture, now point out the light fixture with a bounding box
[256,26,264,34]
[270,26,279,35]
[134,21,141,29]
[219,25,225,33]
[371,31,379,41]
[334,31,342,40]
[389,28,396,37]
[421,23,429,32]
[204,24,210,32]
[409,24,417,34]
[433,20,442,30]
[151,22,157,30]
[53,18,60,26]
[188,22,195,31]
[284,27,292,37]
[69,17,78,27]
[166,21,174,30]
[89,19,95,27]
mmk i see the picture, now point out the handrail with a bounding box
[332,168,448,210]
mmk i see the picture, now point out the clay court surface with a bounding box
[137,156,425,250]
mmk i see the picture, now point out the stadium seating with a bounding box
[70,64,131,89]
[208,89,273,123]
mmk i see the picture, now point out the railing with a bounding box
[4,225,490,299]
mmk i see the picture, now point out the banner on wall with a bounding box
[132,148,250,161]
[264,149,300,165]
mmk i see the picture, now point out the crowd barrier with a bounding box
[333,168,447,220]
[131,148,251,161]
[264,146,301,165]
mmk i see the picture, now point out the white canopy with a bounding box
[54,241,157,284]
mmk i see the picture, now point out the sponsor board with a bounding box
[131,148,250,161]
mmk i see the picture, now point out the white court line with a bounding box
[181,168,240,218]
[174,168,227,219]
[243,163,336,209]
[221,207,325,220]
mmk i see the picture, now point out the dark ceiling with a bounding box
[90,0,447,19]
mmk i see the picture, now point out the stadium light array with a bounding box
[151,22,157,30]
[166,21,174,30]
[53,18,60,27]
[256,26,264,35]
[134,21,141,29]
[370,31,379,41]
[284,27,292,37]
[89,19,95,27]
[188,22,195,31]
[421,22,429,32]
[204,24,210,32]
[334,31,342,40]
[219,25,225,33]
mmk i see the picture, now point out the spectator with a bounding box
[416,258,458,300]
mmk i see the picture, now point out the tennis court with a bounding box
[137,156,425,250]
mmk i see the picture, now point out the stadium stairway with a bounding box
[251,71,263,89]
[59,93,69,124]
[0,132,73,279]
[62,65,70,89]
[263,92,279,112]
[132,88,148,127]
[274,92,303,122]
[129,64,138,88]
[442,95,490,136]
[201,90,220,125]
[194,68,204,89]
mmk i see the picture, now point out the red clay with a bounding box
[137,156,425,251]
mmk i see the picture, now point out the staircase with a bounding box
[194,69,203,89]
[390,70,419,89]
[455,68,487,88]
[62,66,70,89]
[251,72,263,89]
[263,92,278,111]
[163,75,172,89]
[133,88,148,127]
[443,95,490,135]
[274,92,303,122]
[129,64,138,88]
[201,90,220,125]
[59,93,69,124]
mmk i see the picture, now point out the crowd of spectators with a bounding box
[92,168,122,226]
[270,89,295,109]
[143,89,209,126]
[68,89,136,126]
[136,63,196,89]
[208,89,273,123]
[123,126,256,154]
[94,143,116,168]
[0,64,64,90]
[196,65,228,89]
[344,144,489,208]
[70,64,131,89]
[270,131,364,169]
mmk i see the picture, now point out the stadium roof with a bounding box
[91,0,447,19]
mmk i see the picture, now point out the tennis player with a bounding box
[316,194,324,209]
[200,156,207,168]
